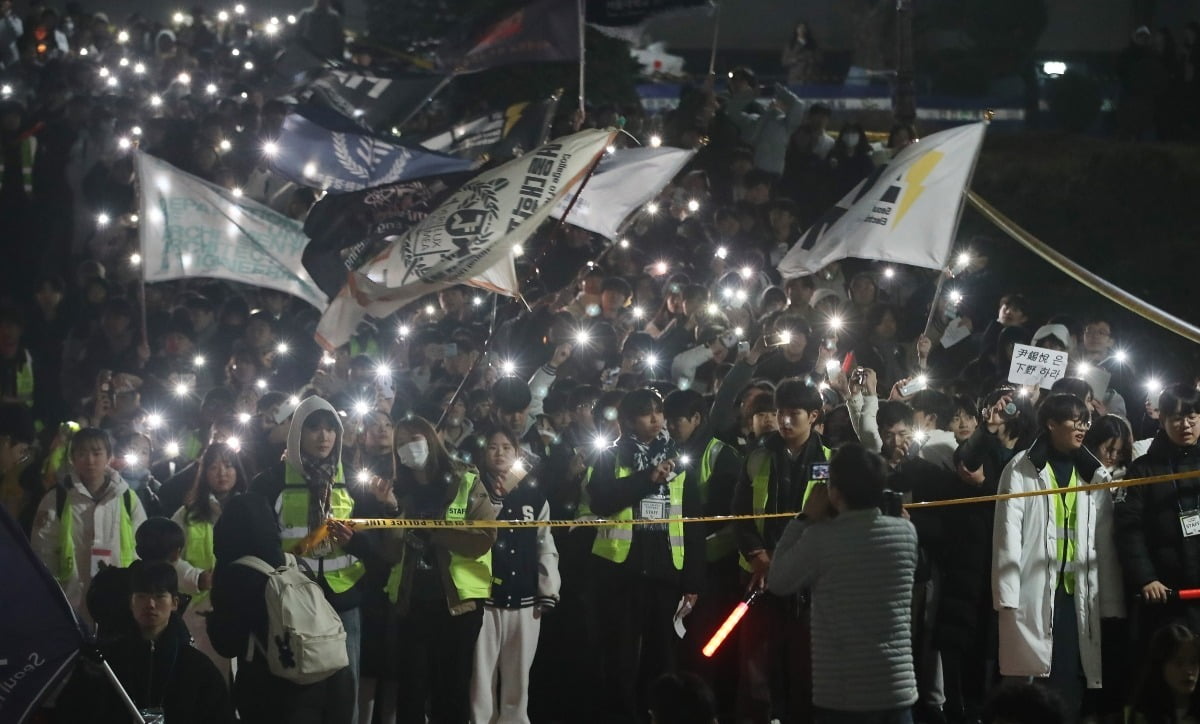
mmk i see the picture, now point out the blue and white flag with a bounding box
[0,505,85,724]
[270,108,475,193]
[136,152,328,310]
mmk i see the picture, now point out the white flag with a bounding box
[136,152,327,310]
[551,146,695,239]
[777,122,987,278]
[315,128,617,349]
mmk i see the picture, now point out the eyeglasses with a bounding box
[1066,418,1092,432]
[1083,327,1111,339]
[1166,414,1200,429]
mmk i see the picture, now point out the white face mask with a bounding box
[398,438,429,469]
[842,133,861,148]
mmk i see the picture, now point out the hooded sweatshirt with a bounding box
[251,396,372,611]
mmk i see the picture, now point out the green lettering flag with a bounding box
[136,152,327,310]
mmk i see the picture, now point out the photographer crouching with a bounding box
[768,442,920,724]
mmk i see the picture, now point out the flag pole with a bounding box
[577,0,586,113]
[394,74,455,132]
[707,1,722,77]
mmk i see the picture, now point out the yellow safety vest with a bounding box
[738,443,832,572]
[584,461,686,570]
[1050,465,1078,594]
[181,513,216,605]
[349,337,380,359]
[58,487,136,584]
[384,471,493,603]
[693,438,741,562]
[14,350,33,408]
[0,136,36,194]
[278,463,365,594]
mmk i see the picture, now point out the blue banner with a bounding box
[0,506,84,724]
[270,107,476,194]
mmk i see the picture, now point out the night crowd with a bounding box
[3,3,1200,724]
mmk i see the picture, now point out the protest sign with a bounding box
[1008,343,1069,390]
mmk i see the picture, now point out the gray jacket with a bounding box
[768,508,919,712]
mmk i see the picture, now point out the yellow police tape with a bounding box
[320,467,1200,531]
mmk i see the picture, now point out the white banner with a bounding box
[551,146,694,239]
[1007,343,1069,390]
[316,128,617,349]
[778,121,987,278]
[136,152,327,310]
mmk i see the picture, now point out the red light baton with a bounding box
[1138,588,1200,602]
[702,589,762,658]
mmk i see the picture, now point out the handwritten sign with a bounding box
[1008,343,1068,390]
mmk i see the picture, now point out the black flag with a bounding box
[307,70,448,134]
[302,173,472,299]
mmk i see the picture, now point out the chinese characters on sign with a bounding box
[1007,343,1068,390]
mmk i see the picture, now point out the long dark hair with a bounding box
[1132,624,1200,723]
[1083,414,1134,468]
[184,443,248,522]
[393,415,458,490]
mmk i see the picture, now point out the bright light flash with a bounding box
[146,413,163,429]
[255,379,268,390]
[353,400,370,416]
[649,134,662,147]
[375,363,392,379]
[124,453,140,466]
[884,267,895,279]
[646,202,659,215]
[174,381,191,397]
[687,199,700,213]
[165,441,181,457]
[715,246,727,260]
[276,342,290,355]
[356,469,372,484]
[238,412,252,424]
[193,354,206,367]
[129,252,141,266]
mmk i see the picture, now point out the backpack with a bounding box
[233,554,348,685]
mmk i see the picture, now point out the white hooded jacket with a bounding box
[33,470,147,622]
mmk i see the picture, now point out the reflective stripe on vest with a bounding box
[58,488,135,583]
[182,514,216,605]
[738,444,831,572]
[1049,465,1079,595]
[0,137,36,194]
[279,463,365,594]
[383,471,493,604]
[446,472,492,600]
[589,463,686,570]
